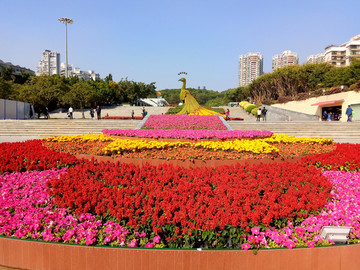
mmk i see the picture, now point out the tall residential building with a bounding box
[307,53,325,64]
[238,53,263,87]
[319,34,360,67]
[272,50,299,70]
[35,50,60,75]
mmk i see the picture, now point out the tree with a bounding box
[63,81,98,118]
[0,78,13,99]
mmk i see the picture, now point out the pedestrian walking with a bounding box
[346,105,353,122]
[68,106,73,119]
[131,110,135,119]
[226,109,230,120]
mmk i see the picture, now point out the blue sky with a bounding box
[0,0,359,92]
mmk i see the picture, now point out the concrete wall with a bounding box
[263,105,319,121]
[271,91,360,122]
[0,99,33,120]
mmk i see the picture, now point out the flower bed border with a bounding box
[75,154,302,168]
[0,236,359,270]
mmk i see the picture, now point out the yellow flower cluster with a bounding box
[102,138,279,155]
[262,134,332,145]
[44,134,114,142]
[192,140,278,154]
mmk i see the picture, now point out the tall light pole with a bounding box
[58,17,73,78]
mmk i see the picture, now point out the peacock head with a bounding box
[178,77,186,82]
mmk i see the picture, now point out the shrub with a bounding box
[244,104,258,113]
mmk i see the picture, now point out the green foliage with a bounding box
[63,81,98,118]
[0,77,13,99]
[160,88,226,106]
[249,60,360,103]
[244,104,258,113]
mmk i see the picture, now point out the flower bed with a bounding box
[102,129,273,140]
[47,160,331,248]
[43,134,335,161]
[141,115,228,130]
[2,130,360,250]
[0,140,78,173]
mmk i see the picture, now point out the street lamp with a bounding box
[58,17,73,78]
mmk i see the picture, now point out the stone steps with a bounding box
[0,119,359,143]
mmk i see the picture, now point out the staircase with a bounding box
[1,117,359,144]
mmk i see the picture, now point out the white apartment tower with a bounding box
[35,50,60,76]
[307,53,325,64]
[239,53,263,87]
[272,50,299,70]
[323,34,360,67]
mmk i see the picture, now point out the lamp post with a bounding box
[58,17,73,78]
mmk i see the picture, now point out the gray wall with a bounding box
[0,99,33,120]
[263,105,319,121]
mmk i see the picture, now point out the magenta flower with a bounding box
[251,227,260,235]
[241,243,251,251]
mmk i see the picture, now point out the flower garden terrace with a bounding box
[1,114,360,252]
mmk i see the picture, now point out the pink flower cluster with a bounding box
[141,115,227,130]
[102,129,273,140]
[240,170,360,250]
[0,169,158,247]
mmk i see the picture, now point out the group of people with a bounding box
[67,106,102,120]
[256,107,267,121]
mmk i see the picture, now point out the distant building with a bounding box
[312,34,360,67]
[272,50,299,70]
[0,59,34,76]
[307,53,325,64]
[239,53,263,87]
[60,63,100,81]
[35,50,60,75]
[60,63,73,77]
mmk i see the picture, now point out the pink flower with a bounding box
[307,241,315,248]
[145,242,153,248]
[241,243,251,251]
[153,235,161,244]
[251,227,260,235]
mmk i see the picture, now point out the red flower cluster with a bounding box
[0,140,78,173]
[48,160,331,236]
[302,143,360,171]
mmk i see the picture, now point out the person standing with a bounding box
[257,108,261,121]
[90,108,95,119]
[131,110,135,119]
[261,107,267,121]
[142,107,146,118]
[96,105,101,120]
[225,109,230,120]
[68,106,73,119]
[346,105,353,122]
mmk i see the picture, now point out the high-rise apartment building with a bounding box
[35,50,60,76]
[272,50,299,70]
[307,53,325,64]
[323,34,360,67]
[238,53,263,87]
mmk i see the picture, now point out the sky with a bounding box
[0,0,359,92]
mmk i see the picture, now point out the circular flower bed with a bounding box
[1,116,360,250]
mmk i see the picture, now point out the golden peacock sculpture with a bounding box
[177,77,221,115]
